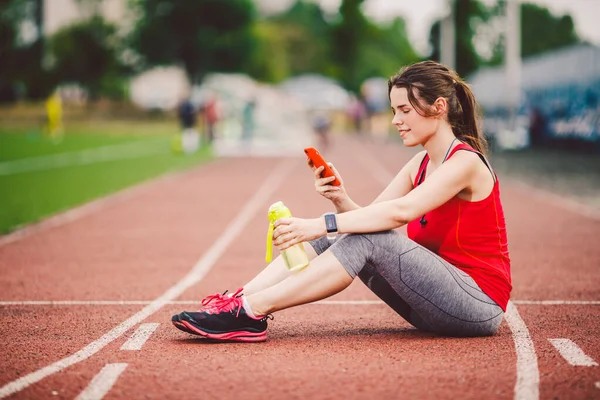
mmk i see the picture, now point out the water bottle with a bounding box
[265,201,310,272]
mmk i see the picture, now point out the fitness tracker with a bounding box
[322,212,338,241]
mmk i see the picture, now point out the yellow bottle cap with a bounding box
[265,201,292,263]
[268,201,292,223]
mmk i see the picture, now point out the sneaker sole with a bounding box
[171,314,198,335]
[172,319,196,335]
[180,320,267,342]
[171,318,242,340]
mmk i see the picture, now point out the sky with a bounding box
[256,0,600,55]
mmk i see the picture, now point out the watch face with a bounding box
[325,214,337,232]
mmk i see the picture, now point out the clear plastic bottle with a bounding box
[265,201,310,272]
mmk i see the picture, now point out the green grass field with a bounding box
[0,120,212,234]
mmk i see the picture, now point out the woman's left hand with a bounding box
[273,217,325,250]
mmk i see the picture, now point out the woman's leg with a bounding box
[172,237,347,341]
[174,232,501,340]
[247,250,353,316]
[244,234,365,316]
[250,231,503,337]
[242,236,335,296]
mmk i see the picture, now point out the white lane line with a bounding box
[0,301,162,305]
[548,339,599,366]
[3,299,597,306]
[514,300,600,305]
[0,139,168,176]
[120,323,159,351]
[0,158,297,399]
[75,363,128,400]
[315,300,383,305]
[0,299,361,306]
[504,301,540,400]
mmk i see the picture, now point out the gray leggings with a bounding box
[309,231,504,337]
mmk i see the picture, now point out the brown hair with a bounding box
[388,60,488,154]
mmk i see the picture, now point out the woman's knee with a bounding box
[311,231,416,278]
[327,234,376,277]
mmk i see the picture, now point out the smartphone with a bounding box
[304,147,341,186]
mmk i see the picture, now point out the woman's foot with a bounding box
[171,288,240,335]
[172,291,272,342]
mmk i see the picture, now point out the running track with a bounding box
[0,136,598,399]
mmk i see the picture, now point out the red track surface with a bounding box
[0,136,598,399]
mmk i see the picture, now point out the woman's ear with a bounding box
[433,97,448,117]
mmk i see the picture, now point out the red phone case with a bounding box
[304,147,341,186]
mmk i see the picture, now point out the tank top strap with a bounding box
[446,143,474,159]
[447,143,497,183]
[414,153,430,187]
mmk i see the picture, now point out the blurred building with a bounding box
[279,74,350,111]
[129,67,190,111]
[470,44,600,150]
[199,73,313,156]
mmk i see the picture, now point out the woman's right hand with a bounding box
[310,160,348,204]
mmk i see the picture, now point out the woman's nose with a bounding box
[392,114,403,125]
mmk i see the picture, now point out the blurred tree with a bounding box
[0,0,51,101]
[129,0,256,83]
[485,1,580,65]
[428,0,488,78]
[434,0,581,74]
[331,0,370,91]
[246,21,290,83]
[47,16,125,99]
[254,1,419,91]
[268,1,332,77]
[358,17,420,81]
[0,0,22,101]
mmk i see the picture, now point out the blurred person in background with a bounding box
[312,112,332,152]
[171,61,511,342]
[203,92,220,144]
[529,107,547,147]
[177,97,200,154]
[361,78,389,141]
[44,91,64,143]
[346,94,367,137]
[242,97,257,144]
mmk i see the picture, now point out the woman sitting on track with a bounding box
[172,60,512,342]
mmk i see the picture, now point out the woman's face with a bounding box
[389,86,439,147]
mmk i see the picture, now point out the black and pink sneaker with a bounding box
[172,290,272,342]
[171,289,236,335]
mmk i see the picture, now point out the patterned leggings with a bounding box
[309,231,504,337]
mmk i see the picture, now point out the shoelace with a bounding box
[202,288,275,321]
[200,290,230,311]
[205,288,244,316]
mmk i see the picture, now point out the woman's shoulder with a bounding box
[445,148,486,175]
[406,150,428,183]
[410,150,428,165]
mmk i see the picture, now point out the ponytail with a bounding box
[454,81,488,154]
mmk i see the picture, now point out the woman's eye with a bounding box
[402,110,410,114]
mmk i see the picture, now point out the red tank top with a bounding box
[407,144,512,311]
